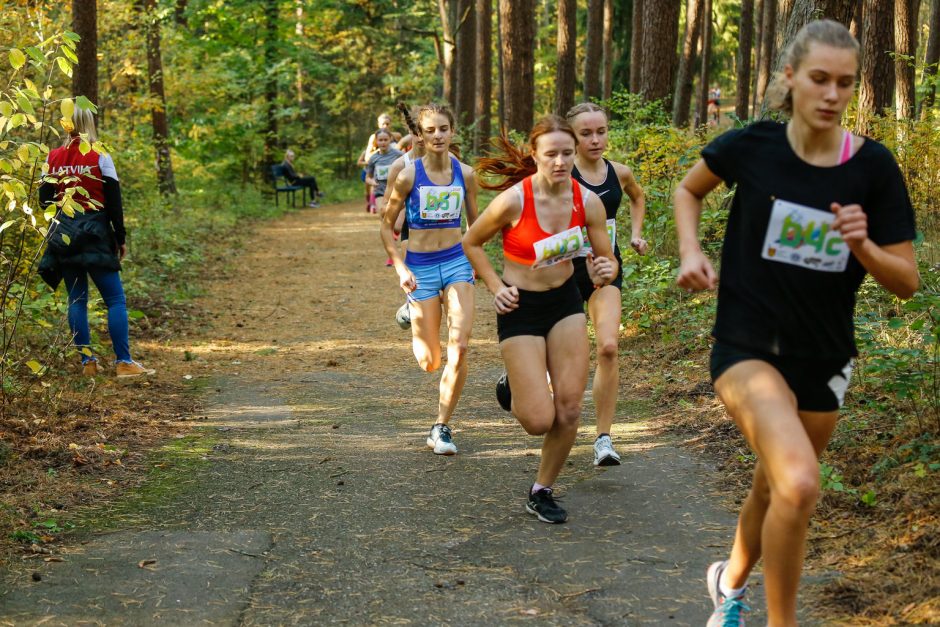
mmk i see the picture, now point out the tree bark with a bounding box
[639,0,680,107]
[752,0,764,113]
[774,0,796,62]
[696,0,712,125]
[475,0,492,150]
[142,0,176,195]
[850,0,863,40]
[673,0,703,127]
[438,0,458,108]
[780,0,859,47]
[602,0,615,99]
[611,0,633,92]
[72,0,98,108]
[736,0,755,120]
[499,0,535,133]
[262,0,278,183]
[454,0,477,127]
[584,0,604,100]
[756,0,777,111]
[895,0,917,119]
[629,0,644,92]
[921,0,940,115]
[174,0,188,25]
[555,0,577,115]
[857,0,895,132]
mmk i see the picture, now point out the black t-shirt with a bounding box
[701,121,916,359]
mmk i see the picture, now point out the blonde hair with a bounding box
[67,107,98,144]
[565,102,608,122]
[765,19,859,115]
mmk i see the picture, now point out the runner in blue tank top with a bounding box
[567,103,648,468]
[380,103,479,455]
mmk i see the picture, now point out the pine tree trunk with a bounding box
[174,0,188,25]
[475,0,492,150]
[555,0,577,115]
[499,0,535,133]
[639,0,680,107]
[602,0,615,100]
[673,0,703,127]
[857,0,895,132]
[295,1,304,107]
[756,0,777,112]
[774,0,796,62]
[920,0,940,115]
[439,0,458,108]
[736,0,755,120]
[611,0,633,92]
[696,0,712,125]
[850,0,863,40]
[143,0,176,196]
[781,0,860,46]
[895,0,917,119]
[752,0,764,114]
[72,0,98,108]
[630,0,644,92]
[262,0,278,184]
[584,0,604,100]
[455,0,477,128]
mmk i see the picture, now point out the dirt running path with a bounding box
[1,201,774,625]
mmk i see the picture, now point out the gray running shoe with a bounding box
[593,435,622,466]
[426,423,457,455]
[395,302,411,330]
[706,560,749,627]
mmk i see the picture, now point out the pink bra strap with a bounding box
[838,130,853,165]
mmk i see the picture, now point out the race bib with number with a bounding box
[532,226,585,269]
[375,164,391,181]
[419,186,463,221]
[761,199,849,272]
[580,219,617,255]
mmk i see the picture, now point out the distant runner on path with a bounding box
[464,115,617,524]
[567,102,648,468]
[674,20,918,627]
[380,103,479,456]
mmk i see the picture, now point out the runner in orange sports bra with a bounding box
[463,115,618,524]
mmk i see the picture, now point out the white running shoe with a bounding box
[395,302,411,330]
[426,423,457,455]
[706,560,749,627]
[593,435,622,466]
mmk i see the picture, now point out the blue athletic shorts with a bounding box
[405,242,474,302]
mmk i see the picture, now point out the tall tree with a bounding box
[673,0,703,127]
[736,0,755,120]
[781,0,859,44]
[142,0,176,195]
[630,0,644,92]
[756,0,777,111]
[639,0,680,107]
[696,0,713,126]
[584,0,604,100]
[752,0,764,113]
[850,0,863,40]
[611,0,634,92]
[499,0,536,133]
[262,0,278,183]
[921,0,940,116]
[174,0,188,25]
[72,0,98,108]
[454,0,477,127]
[775,0,797,60]
[857,0,895,132]
[602,0,615,100]
[555,0,577,115]
[895,0,919,119]
[438,0,458,108]
[475,0,493,150]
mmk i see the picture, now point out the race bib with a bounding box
[761,199,849,272]
[580,219,617,255]
[375,164,391,181]
[419,186,463,221]
[532,226,585,269]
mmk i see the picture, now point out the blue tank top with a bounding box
[406,157,466,230]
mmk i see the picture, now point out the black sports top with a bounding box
[572,159,623,221]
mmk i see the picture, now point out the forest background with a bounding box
[0,0,938,623]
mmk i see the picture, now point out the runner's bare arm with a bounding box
[582,189,617,286]
[674,159,723,291]
[462,189,523,312]
[613,161,648,254]
[381,156,406,222]
[461,164,480,227]
[381,165,418,292]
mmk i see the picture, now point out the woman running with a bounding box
[380,103,479,455]
[674,20,918,626]
[463,115,618,524]
[567,102,648,467]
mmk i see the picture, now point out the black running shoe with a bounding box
[496,372,512,412]
[526,486,567,524]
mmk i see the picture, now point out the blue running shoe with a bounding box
[706,560,749,627]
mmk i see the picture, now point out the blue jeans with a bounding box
[61,267,132,363]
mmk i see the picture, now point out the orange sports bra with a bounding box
[502,176,587,266]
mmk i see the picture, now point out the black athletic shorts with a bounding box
[496,276,585,342]
[572,245,624,303]
[709,340,855,412]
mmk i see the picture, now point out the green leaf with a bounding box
[78,140,91,155]
[0,101,10,117]
[15,92,35,116]
[9,113,25,129]
[887,318,905,329]
[55,56,71,77]
[8,48,25,70]
[75,95,97,113]
[79,347,92,356]
[61,234,71,245]
[60,98,74,121]
[24,47,43,64]
[26,360,44,374]
[64,31,81,42]
[0,220,16,233]
[128,310,146,320]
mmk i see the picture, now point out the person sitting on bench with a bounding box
[281,149,322,208]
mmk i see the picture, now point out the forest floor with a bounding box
[0,199,927,624]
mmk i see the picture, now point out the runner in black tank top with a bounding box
[567,103,648,468]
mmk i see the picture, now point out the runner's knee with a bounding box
[772,464,820,515]
[596,337,618,362]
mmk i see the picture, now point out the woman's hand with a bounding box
[587,253,616,286]
[677,249,717,291]
[398,267,417,294]
[831,202,868,250]
[630,236,648,255]
[493,284,519,314]
[118,244,127,261]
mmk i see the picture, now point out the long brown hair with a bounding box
[476,115,578,191]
